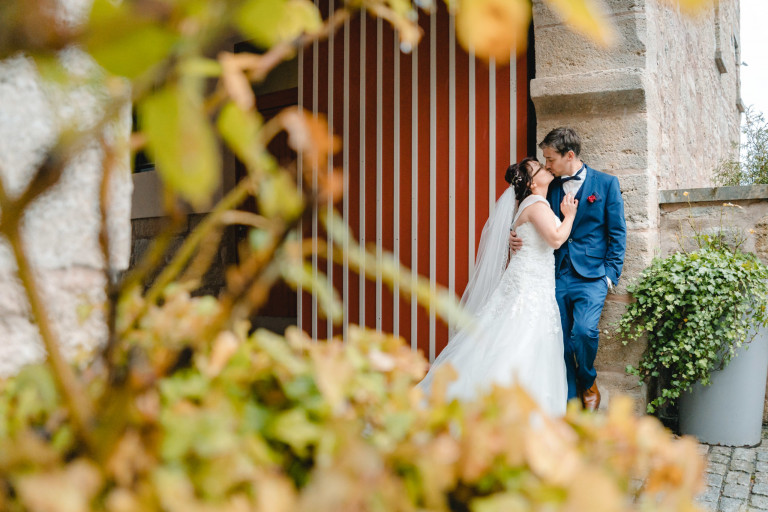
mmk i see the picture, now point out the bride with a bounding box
[418,157,578,416]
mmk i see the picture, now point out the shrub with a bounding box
[0,288,705,511]
[620,233,768,413]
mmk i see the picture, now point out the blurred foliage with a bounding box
[714,107,768,187]
[620,205,768,413]
[1,293,705,511]
[0,0,712,510]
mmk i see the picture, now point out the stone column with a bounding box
[530,0,740,411]
[0,0,132,376]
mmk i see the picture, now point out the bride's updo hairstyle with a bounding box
[505,157,540,202]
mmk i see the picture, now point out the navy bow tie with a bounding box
[559,166,584,183]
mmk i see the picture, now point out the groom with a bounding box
[511,127,626,411]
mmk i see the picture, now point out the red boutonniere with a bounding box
[587,194,598,204]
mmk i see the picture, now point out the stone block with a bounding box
[711,453,731,465]
[596,300,646,373]
[718,497,748,512]
[697,485,721,503]
[533,6,647,78]
[593,373,646,414]
[753,495,768,511]
[711,446,734,457]
[706,472,724,488]
[132,216,189,239]
[733,448,757,463]
[535,113,650,173]
[617,173,657,230]
[706,462,728,476]
[730,460,755,474]
[615,229,656,295]
[725,472,751,486]
[530,68,648,116]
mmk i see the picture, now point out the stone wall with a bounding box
[646,1,742,190]
[130,214,234,299]
[0,0,132,376]
[530,0,741,412]
[658,185,768,420]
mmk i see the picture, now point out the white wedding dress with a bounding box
[418,195,568,416]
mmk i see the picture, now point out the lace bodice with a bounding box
[417,194,568,416]
[477,209,559,320]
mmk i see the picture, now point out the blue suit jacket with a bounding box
[547,165,627,283]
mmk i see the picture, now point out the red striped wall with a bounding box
[300,2,531,360]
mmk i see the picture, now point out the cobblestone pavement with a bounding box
[698,433,768,511]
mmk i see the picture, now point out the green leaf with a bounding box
[139,82,220,207]
[217,101,263,170]
[235,0,322,49]
[258,172,304,220]
[266,408,321,455]
[281,261,342,323]
[86,0,178,78]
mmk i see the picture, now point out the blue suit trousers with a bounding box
[556,260,608,400]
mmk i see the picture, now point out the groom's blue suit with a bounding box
[547,164,626,400]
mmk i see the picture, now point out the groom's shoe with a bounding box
[581,381,601,411]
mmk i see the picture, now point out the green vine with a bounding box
[620,232,768,413]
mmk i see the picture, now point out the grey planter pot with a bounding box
[678,324,768,447]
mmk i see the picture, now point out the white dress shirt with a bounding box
[562,164,586,197]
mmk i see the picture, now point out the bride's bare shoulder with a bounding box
[514,200,550,229]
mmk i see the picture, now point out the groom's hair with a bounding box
[539,127,581,157]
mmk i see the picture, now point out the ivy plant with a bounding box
[620,233,768,413]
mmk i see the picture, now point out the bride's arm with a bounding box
[529,196,578,249]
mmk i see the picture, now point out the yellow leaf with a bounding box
[542,0,617,46]
[456,0,531,63]
[267,408,322,456]
[205,331,241,378]
[86,0,178,79]
[310,341,354,412]
[16,459,102,512]
[139,83,221,207]
[471,492,528,512]
[564,468,623,512]
[255,473,298,512]
[236,0,322,49]
[217,101,263,170]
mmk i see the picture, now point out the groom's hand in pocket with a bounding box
[509,230,523,254]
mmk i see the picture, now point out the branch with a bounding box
[116,179,252,340]
[0,176,96,453]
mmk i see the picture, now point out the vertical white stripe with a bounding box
[510,48,517,163]
[343,16,350,342]
[312,2,319,341]
[429,9,436,362]
[297,46,304,331]
[393,30,401,338]
[488,57,496,214]
[448,14,456,333]
[468,46,476,277]
[410,33,418,352]
[376,18,383,333]
[327,0,335,340]
[359,11,367,327]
